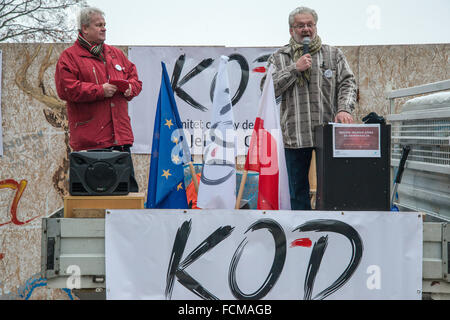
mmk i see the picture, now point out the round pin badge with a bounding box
[115,64,122,71]
[324,69,333,78]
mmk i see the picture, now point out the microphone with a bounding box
[301,37,311,85]
[302,37,310,55]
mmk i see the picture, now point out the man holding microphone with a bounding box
[265,6,357,210]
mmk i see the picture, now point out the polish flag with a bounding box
[244,66,291,210]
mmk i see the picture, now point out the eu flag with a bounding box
[146,62,191,209]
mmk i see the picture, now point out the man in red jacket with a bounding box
[55,7,143,191]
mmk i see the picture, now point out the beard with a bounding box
[292,32,315,44]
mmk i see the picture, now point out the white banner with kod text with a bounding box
[105,209,423,300]
[128,46,278,155]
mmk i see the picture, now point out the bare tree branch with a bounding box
[0,0,87,42]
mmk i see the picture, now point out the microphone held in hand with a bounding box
[302,37,310,55]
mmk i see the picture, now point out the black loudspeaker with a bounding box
[69,150,132,196]
[314,123,391,211]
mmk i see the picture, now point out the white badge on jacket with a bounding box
[324,69,333,78]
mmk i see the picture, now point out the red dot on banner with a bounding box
[0,253,4,260]
[290,238,312,248]
[252,67,266,73]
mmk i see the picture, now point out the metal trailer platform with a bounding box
[386,79,450,222]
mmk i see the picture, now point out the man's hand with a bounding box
[124,84,132,97]
[295,54,312,72]
[334,111,354,124]
[103,83,117,98]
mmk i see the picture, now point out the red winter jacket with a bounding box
[55,40,143,151]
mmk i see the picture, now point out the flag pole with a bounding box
[188,162,199,194]
[235,170,248,209]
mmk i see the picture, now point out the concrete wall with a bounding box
[0,43,448,299]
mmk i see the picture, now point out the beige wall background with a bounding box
[0,43,448,299]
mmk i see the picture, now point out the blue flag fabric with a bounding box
[146,62,191,209]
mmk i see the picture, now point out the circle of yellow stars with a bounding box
[160,118,183,191]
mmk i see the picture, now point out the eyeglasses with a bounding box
[292,23,316,30]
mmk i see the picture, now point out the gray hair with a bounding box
[78,7,105,31]
[288,6,318,27]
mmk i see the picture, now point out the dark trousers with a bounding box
[284,147,314,210]
[106,144,139,192]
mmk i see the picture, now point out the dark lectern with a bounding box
[314,123,391,211]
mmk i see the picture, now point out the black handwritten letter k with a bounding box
[165,219,234,300]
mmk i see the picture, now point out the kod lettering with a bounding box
[171,54,249,113]
[166,218,364,300]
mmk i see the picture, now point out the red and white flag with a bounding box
[244,66,291,210]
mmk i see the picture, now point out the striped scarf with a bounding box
[77,32,105,62]
[290,35,322,86]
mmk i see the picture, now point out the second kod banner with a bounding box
[128,46,278,155]
[105,209,423,300]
